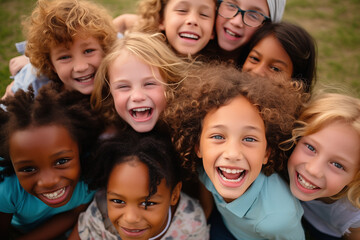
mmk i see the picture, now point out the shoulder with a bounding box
[166,192,209,240]
[0,175,27,213]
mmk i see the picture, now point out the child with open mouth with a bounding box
[164,62,307,239]
[282,92,360,240]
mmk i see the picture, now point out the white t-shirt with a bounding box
[302,198,360,237]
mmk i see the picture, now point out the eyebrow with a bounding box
[210,124,263,133]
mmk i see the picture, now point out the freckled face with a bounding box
[50,35,104,95]
[10,125,80,208]
[197,96,269,202]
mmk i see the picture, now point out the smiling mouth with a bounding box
[218,167,246,182]
[225,28,240,38]
[42,187,66,200]
[74,73,94,83]
[130,107,152,119]
[297,173,319,190]
[179,32,200,40]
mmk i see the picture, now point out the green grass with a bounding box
[283,0,360,96]
[0,0,359,96]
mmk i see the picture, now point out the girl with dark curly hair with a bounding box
[163,62,308,239]
[0,82,104,239]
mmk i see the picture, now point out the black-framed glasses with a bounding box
[217,0,270,27]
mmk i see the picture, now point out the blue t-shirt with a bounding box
[199,168,305,240]
[0,174,94,232]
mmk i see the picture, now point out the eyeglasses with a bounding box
[217,0,270,27]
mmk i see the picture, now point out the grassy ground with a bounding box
[0,0,359,96]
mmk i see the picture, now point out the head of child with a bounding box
[215,0,286,52]
[84,128,182,239]
[91,32,193,133]
[24,0,117,95]
[0,83,103,208]
[135,0,216,55]
[242,22,317,93]
[284,93,360,208]
[164,63,305,203]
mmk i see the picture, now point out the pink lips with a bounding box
[38,186,70,207]
[121,226,147,238]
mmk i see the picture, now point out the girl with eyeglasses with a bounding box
[204,0,286,63]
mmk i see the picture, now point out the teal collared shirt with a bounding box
[199,168,305,240]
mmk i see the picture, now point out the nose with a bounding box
[304,157,324,178]
[73,56,88,72]
[229,13,244,28]
[130,88,146,102]
[223,140,242,161]
[185,11,199,26]
[37,169,60,188]
[249,63,267,77]
[123,206,141,224]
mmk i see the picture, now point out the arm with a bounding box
[344,227,360,240]
[9,55,29,76]
[16,204,88,240]
[0,212,13,239]
[1,81,15,100]
[113,14,139,34]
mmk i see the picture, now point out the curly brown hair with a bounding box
[163,62,308,175]
[24,0,117,82]
[0,82,105,180]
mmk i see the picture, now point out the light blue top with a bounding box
[0,174,94,233]
[11,63,50,96]
[199,168,305,240]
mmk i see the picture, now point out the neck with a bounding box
[148,207,172,240]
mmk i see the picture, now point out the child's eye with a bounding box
[243,137,256,142]
[200,12,210,18]
[140,201,156,207]
[144,81,157,86]
[84,49,95,54]
[175,8,187,13]
[270,66,281,72]
[55,158,70,166]
[114,84,130,90]
[58,55,71,61]
[19,166,37,173]
[211,135,224,140]
[305,143,316,153]
[331,162,344,170]
[248,55,259,63]
[110,199,125,204]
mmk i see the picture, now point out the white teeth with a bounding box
[179,33,199,40]
[133,107,150,112]
[298,174,318,190]
[42,187,65,200]
[75,74,93,83]
[225,29,237,37]
[219,167,244,174]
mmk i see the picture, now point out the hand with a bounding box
[9,55,29,76]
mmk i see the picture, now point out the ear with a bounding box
[263,148,271,165]
[195,144,202,158]
[170,182,182,206]
[159,22,165,31]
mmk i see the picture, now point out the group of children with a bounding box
[0,0,359,239]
